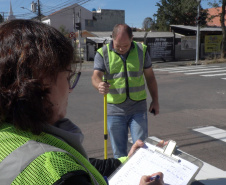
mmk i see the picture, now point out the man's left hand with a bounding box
[128,140,144,157]
[149,100,159,116]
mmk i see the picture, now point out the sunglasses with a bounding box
[67,71,81,89]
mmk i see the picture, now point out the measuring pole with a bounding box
[104,79,108,159]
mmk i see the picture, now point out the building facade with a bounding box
[42,4,92,33]
[85,9,125,31]
[42,5,125,33]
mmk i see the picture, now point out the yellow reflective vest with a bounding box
[0,123,107,185]
[97,41,147,104]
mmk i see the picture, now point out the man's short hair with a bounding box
[112,24,133,39]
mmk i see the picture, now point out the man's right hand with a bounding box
[139,172,164,185]
[98,81,110,95]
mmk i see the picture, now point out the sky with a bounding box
[0,0,213,28]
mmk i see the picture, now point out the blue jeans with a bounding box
[107,112,148,158]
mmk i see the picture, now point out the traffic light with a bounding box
[200,12,207,25]
[196,15,201,25]
[75,22,81,30]
[196,12,207,26]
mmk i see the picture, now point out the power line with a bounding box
[13,0,92,19]
[39,0,79,14]
[41,0,88,15]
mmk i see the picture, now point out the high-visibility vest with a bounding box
[97,41,147,104]
[0,123,107,185]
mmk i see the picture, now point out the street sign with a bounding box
[69,32,75,38]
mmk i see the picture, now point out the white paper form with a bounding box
[109,143,199,185]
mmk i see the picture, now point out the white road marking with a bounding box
[185,69,226,75]
[154,65,226,81]
[169,67,224,73]
[193,126,226,142]
[154,65,217,71]
[201,73,226,77]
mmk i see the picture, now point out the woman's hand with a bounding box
[128,140,168,158]
[139,172,164,185]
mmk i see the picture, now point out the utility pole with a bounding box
[72,8,76,48]
[196,0,201,65]
[31,1,41,22]
[78,9,82,64]
[37,0,41,22]
[73,8,82,63]
[73,8,75,33]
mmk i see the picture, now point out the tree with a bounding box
[0,14,3,23]
[154,0,207,31]
[220,0,226,58]
[59,25,69,36]
[142,17,154,31]
[208,0,226,58]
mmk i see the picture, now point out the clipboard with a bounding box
[108,138,203,185]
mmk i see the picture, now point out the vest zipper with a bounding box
[120,55,129,97]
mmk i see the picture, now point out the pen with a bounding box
[103,176,109,185]
[150,175,160,181]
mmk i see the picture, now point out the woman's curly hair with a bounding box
[0,19,74,134]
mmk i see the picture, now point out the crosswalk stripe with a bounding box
[201,73,226,77]
[154,65,217,71]
[169,67,224,73]
[185,69,226,75]
[155,65,226,81]
[193,126,226,142]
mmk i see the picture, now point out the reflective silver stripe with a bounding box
[129,84,145,92]
[106,72,125,80]
[107,71,143,80]
[136,42,144,72]
[127,71,143,77]
[102,45,110,74]
[109,87,126,94]
[109,84,145,94]
[0,140,99,185]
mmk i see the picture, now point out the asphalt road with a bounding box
[66,61,226,171]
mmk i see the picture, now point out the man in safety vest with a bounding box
[92,24,159,158]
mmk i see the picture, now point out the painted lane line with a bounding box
[185,69,226,75]
[201,73,226,77]
[156,66,208,71]
[193,126,226,142]
[169,67,224,73]
[154,65,217,71]
[222,78,226,80]
[154,65,219,71]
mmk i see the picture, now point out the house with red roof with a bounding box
[206,7,226,27]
